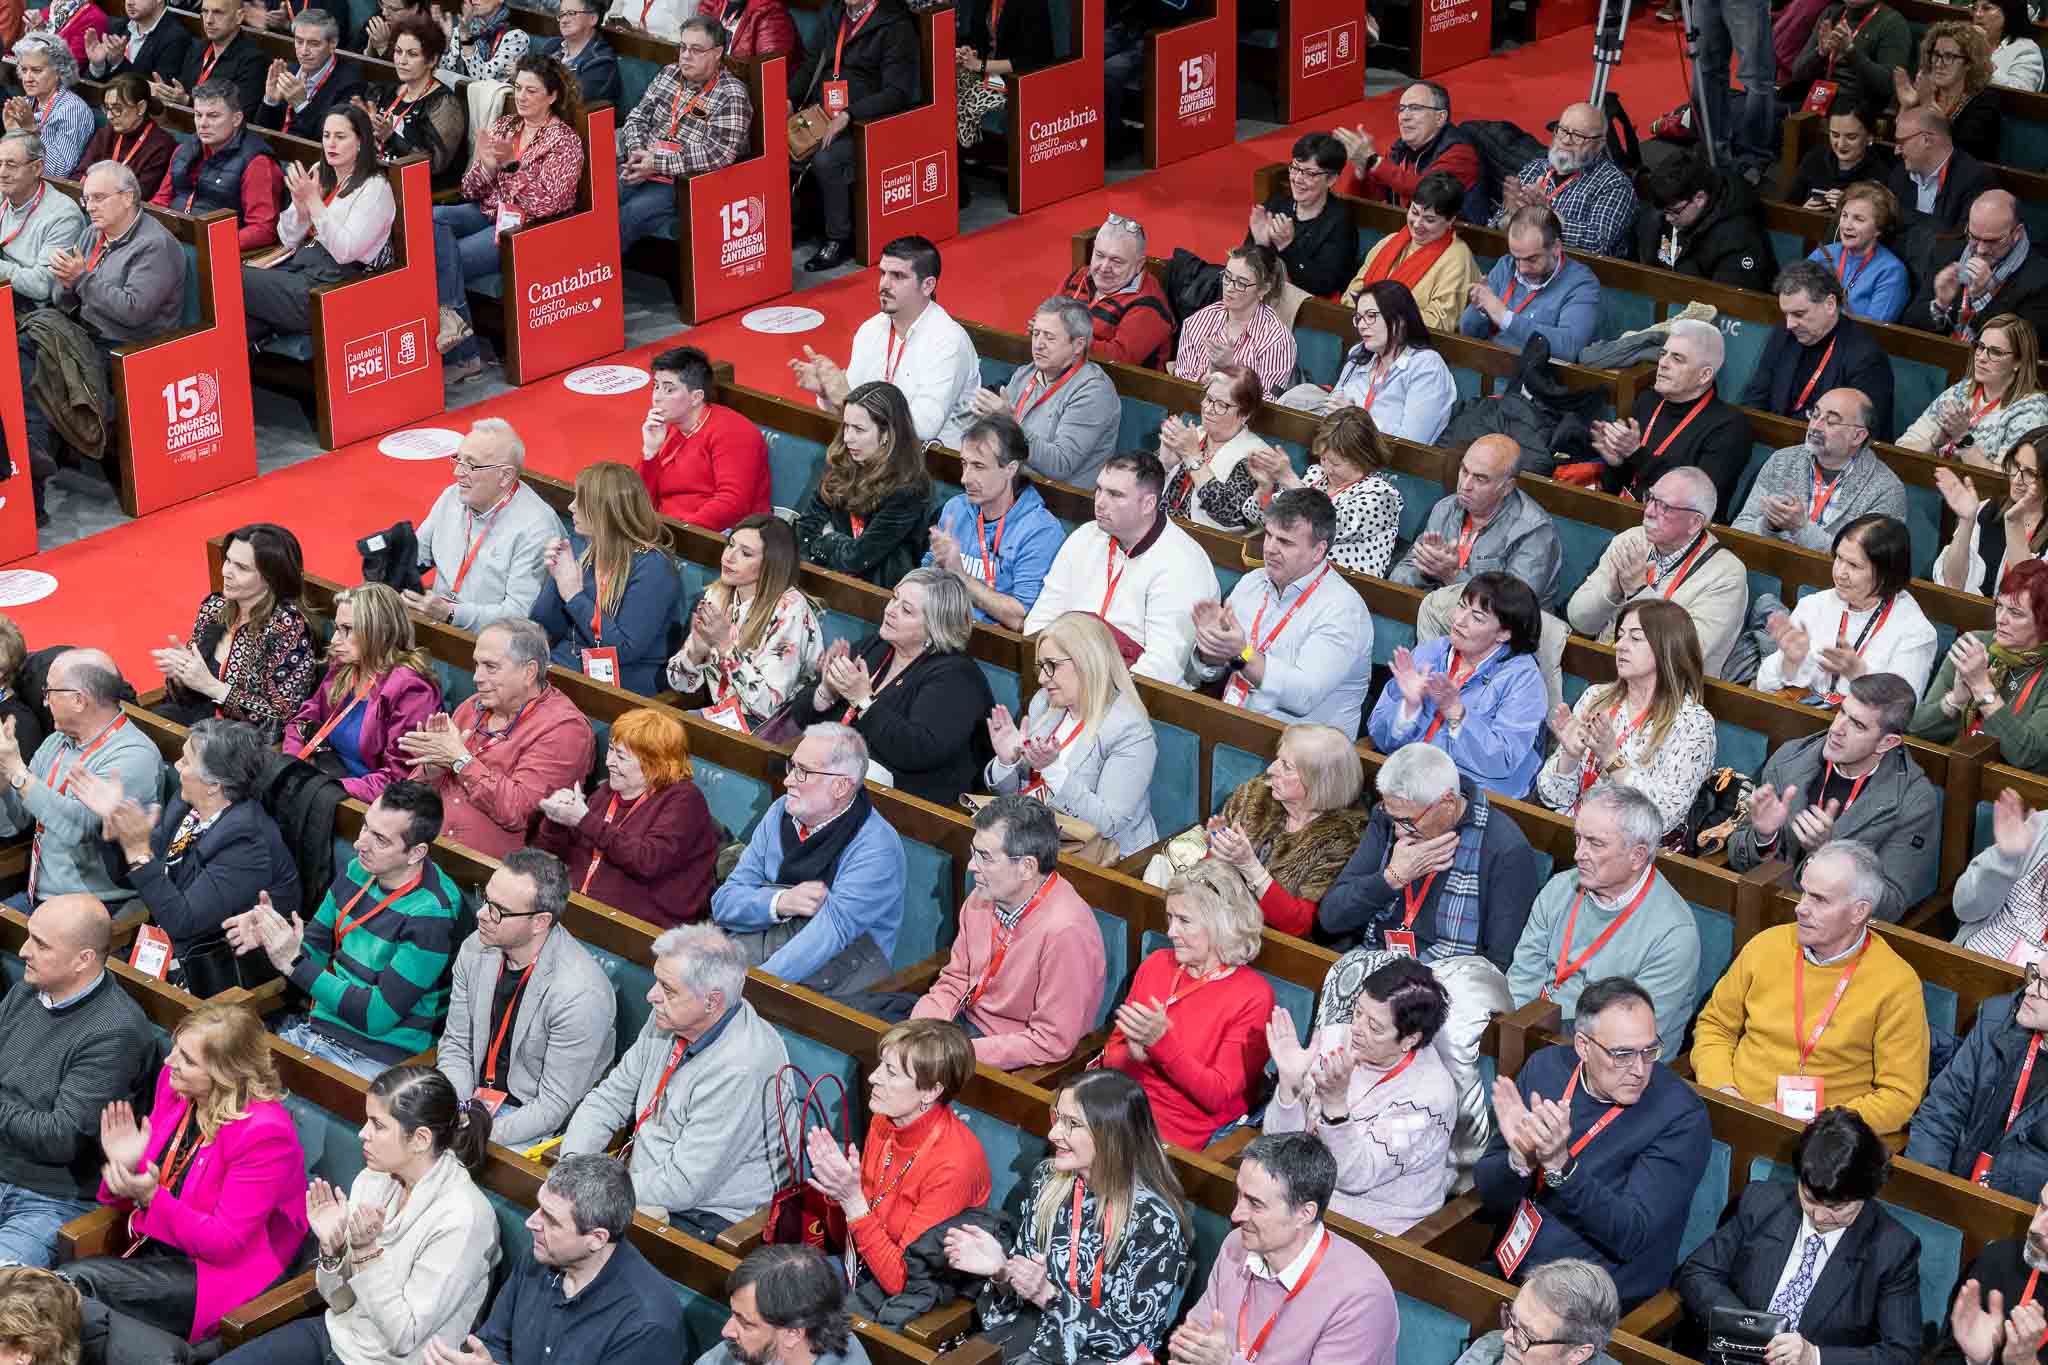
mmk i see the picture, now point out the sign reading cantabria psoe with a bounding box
[1283,0,1363,122]
[1416,0,1490,76]
[1005,0,1105,214]
[1147,0,1237,168]
[855,6,958,262]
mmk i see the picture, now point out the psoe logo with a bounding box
[1331,19,1359,64]
[343,321,430,395]
[912,152,947,206]
[719,194,770,270]
[1176,53,1218,120]
[159,370,224,461]
[880,161,916,214]
[1300,30,1331,75]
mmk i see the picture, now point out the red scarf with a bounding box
[1359,229,1456,293]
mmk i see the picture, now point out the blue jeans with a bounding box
[619,178,678,254]
[277,1016,387,1081]
[0,1180,95,1268]
[432,202,500,365]
[1693,0,1776,167]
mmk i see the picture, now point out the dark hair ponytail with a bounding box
[369,1065,494,1174]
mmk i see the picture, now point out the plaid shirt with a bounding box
[1496,154,1638,257]
[620,65,753,179]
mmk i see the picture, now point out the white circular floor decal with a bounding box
[563,365,650,396]
[0,570,57,605]
[742,305,825,334]
[379,428,464,460]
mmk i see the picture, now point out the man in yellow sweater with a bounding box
[1691,840,1929,1135]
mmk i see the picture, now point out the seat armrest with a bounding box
[58,1206,124,1261]
[217,1272,325,1350]
[715,1206,772,1256]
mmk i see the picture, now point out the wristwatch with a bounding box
[452,752,474,775]
[9,767,28,792]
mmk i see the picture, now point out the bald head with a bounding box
[1455,435,1523,520]
[1896,107,1953,174]
[48,648,124,737]
[22,893,112,996]
[1969,191,2022,258]
[1550,103,1606,171]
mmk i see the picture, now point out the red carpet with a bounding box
[38,16,1687,685]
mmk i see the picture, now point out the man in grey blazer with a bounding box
[968,296,1120,489]
[437,849,616,1149]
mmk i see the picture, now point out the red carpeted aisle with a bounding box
[41,16,1686,684]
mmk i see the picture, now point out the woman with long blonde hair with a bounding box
[64,1004,306,1348]
[945,1069,1192,1363]
[668,513,824,729]
[533,460,682,695]
[794,380,934,588]
[285,582,442,802]
[1894,20,1999,159]
[1536,599,1717,836]
[984,611,1159,858]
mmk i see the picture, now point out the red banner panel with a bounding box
[1006,0,1106,215]
[1145,0,1238,169]
[0,286,37,564]
[1282,0,1363,123]
[501,103,625,386]
[309,156,441,450]
[1415,0,1492,75]
[855,6,959,264]
[682,54,794,323]
[113,211,257,519]
[1531,0,1593,41]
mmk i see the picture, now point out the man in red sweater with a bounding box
[637,344,771,532]
[1333,81,1482,208]
[910,795,1106,1069]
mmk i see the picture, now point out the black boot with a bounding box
[805,239,852,272]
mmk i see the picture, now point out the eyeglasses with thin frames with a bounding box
[1395,101,1445,115]
[1643,493,1706,521]
[1978,341,2015,359]
[1585,1034,1663,1068]
[452,458,507,476]
[1287,162,1332,179]
[787,760,851,784]
[1552,125,1603,146]
[1220,271,1261,293]
[1500,1305,1579,1352]
[1803,405,1866,432]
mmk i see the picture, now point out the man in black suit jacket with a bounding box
[151,0,270,118]
[1676,1107,1921,1365]
[83,0,197,86]
[1886,105,1999,281]
[1939,1185,2048,1365]
[1739,260,1898,441]
[1905,191,2048,343]
[252,8,365,137]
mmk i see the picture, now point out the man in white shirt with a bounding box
[788,234,978,447]
[1188,488,1373,736]
[403,418,564,631]
[1023,451,1219,683]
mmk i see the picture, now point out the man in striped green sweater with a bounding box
[225,780,460,1078]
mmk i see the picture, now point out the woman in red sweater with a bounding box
[532,707,719,927]
[805,1019,991,1298]
[1207,723,1370,938]
[1103,861,1275,1149]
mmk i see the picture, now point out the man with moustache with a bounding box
[1459,207,1603,362]
[1489,103,1637,257]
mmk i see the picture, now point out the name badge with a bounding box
[1802,79,1839,115]
[650,138,682,184]
[1970,1150,1997,1185]
[581,647,620,685]
[1777,1075,1824,1122]
[702,694,751,732]
[1495,1198,1543,1276]
[473,1086,509,1116]
[130,924,172,981]
[1220,673,1252,708]
[822,79,849,115]
[495,205,525,236]
[1383,929,1418,957]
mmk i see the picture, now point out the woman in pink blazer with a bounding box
[63,1003,307,1346]
[283,583,442,803]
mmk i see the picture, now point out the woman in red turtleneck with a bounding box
[805,1019,991,1296]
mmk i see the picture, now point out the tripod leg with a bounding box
[1679,0,1719,165]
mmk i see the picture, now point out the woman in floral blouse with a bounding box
[945,1069,1192,1364]
[668,514,822,730]
[1241,407,1403,578]
[437,0,530,81]
[1158,365,1270,532]
[153,523,318,745]
[433,54,582,382]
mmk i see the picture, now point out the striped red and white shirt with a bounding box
[1170,301,1297,396]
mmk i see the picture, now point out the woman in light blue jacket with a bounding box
[1805,181,1910,324]
[985,611,1158,858]
[1332,279,1458,446]
[1367,571,1549,799]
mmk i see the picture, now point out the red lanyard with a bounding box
[197,41,225,86]
[464,692,541,755]
[1645,390,1714,460]
[481,957,537,1087]
[2021,1269,2048,1347]
[1549,874,1657,996]
[1535,169,1577,204]
[1809,459,1849,525]
[832,1,878,77]
[1833,596,1893,663]
[1794,337,1838,413]
[1499,278,1543,318]
[124,1109,201,1253]
[1578,704,1651,795]
[450,490,514,595]
[282,61,335,133]
[84,231,110,273]
[1066,1179,1107,1307]
[974,507,1008,583]
[1360,354,1393,410]
[1013,362,1083,423]
[1098,537,1127,615]
[1367,1048,1420,1095]
[1822,760,1873,813]
[0,183,46,250]
[1401,873,1439,930]
[1980,1034,2047,1187]
[1160,963,1235,1008]
[1534,1065,1626,1190]
[1833,244,1876,289]
[636,1038,688,1130]
[1420,650,1483,743]
[1973,667,2048,735]
[110,131,148,166]
[588,570,611,639]
[1794,935,1868,1071]
[1970,384,2004,426]
[1647,534,1712,598]
[1025,711,1084,789]
[665,80,708,139]
[969,874,1056,1004]
[1454,513,1481,572]
[579,791,648,893]
[882,326,908,383]
[1237,1228,1332,1362]
[333,867,426,956]
[49,714,129,795]
[1243,563,1332,659]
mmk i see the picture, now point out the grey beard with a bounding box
[2024,1238,2048,1272]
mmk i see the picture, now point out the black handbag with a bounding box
[1706,1307,1789,1365]
[174,938,277,1000]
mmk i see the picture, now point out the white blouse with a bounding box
[280,174,397,267]
[1993,37,2045,90]
[1755,587,1940,701]
[1535,687,1717,834]
[668,585,823,722]
[1242,467,1403,577]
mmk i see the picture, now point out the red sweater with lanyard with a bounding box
[847,1102,991,1296]
[637,402,771,532]
[1103,949,1274,1148]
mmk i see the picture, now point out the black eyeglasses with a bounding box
[479,898,548,921]
[1500,1305,1580,1352]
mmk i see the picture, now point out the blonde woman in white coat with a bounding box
[985,611,1159,858]
[217,1067,499,1365]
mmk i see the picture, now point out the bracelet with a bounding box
[1319,1108,1349,1125]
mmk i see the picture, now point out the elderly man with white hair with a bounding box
[712,723,907,996]
[1056,214,1175,369]
[968,295,1119,487]
[1507,781,1701,1058]
[1586,318,1751,512]
[403,417,564,629]
[0,132,88,305]
[1454,1260,1625,1365]
[1691,839,1930,1134]
[559,923,790,1240]
[1489,102,1637,256]
[3,37,92,179]
[1567,466,1750,678]
[1319,741,1546,967]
